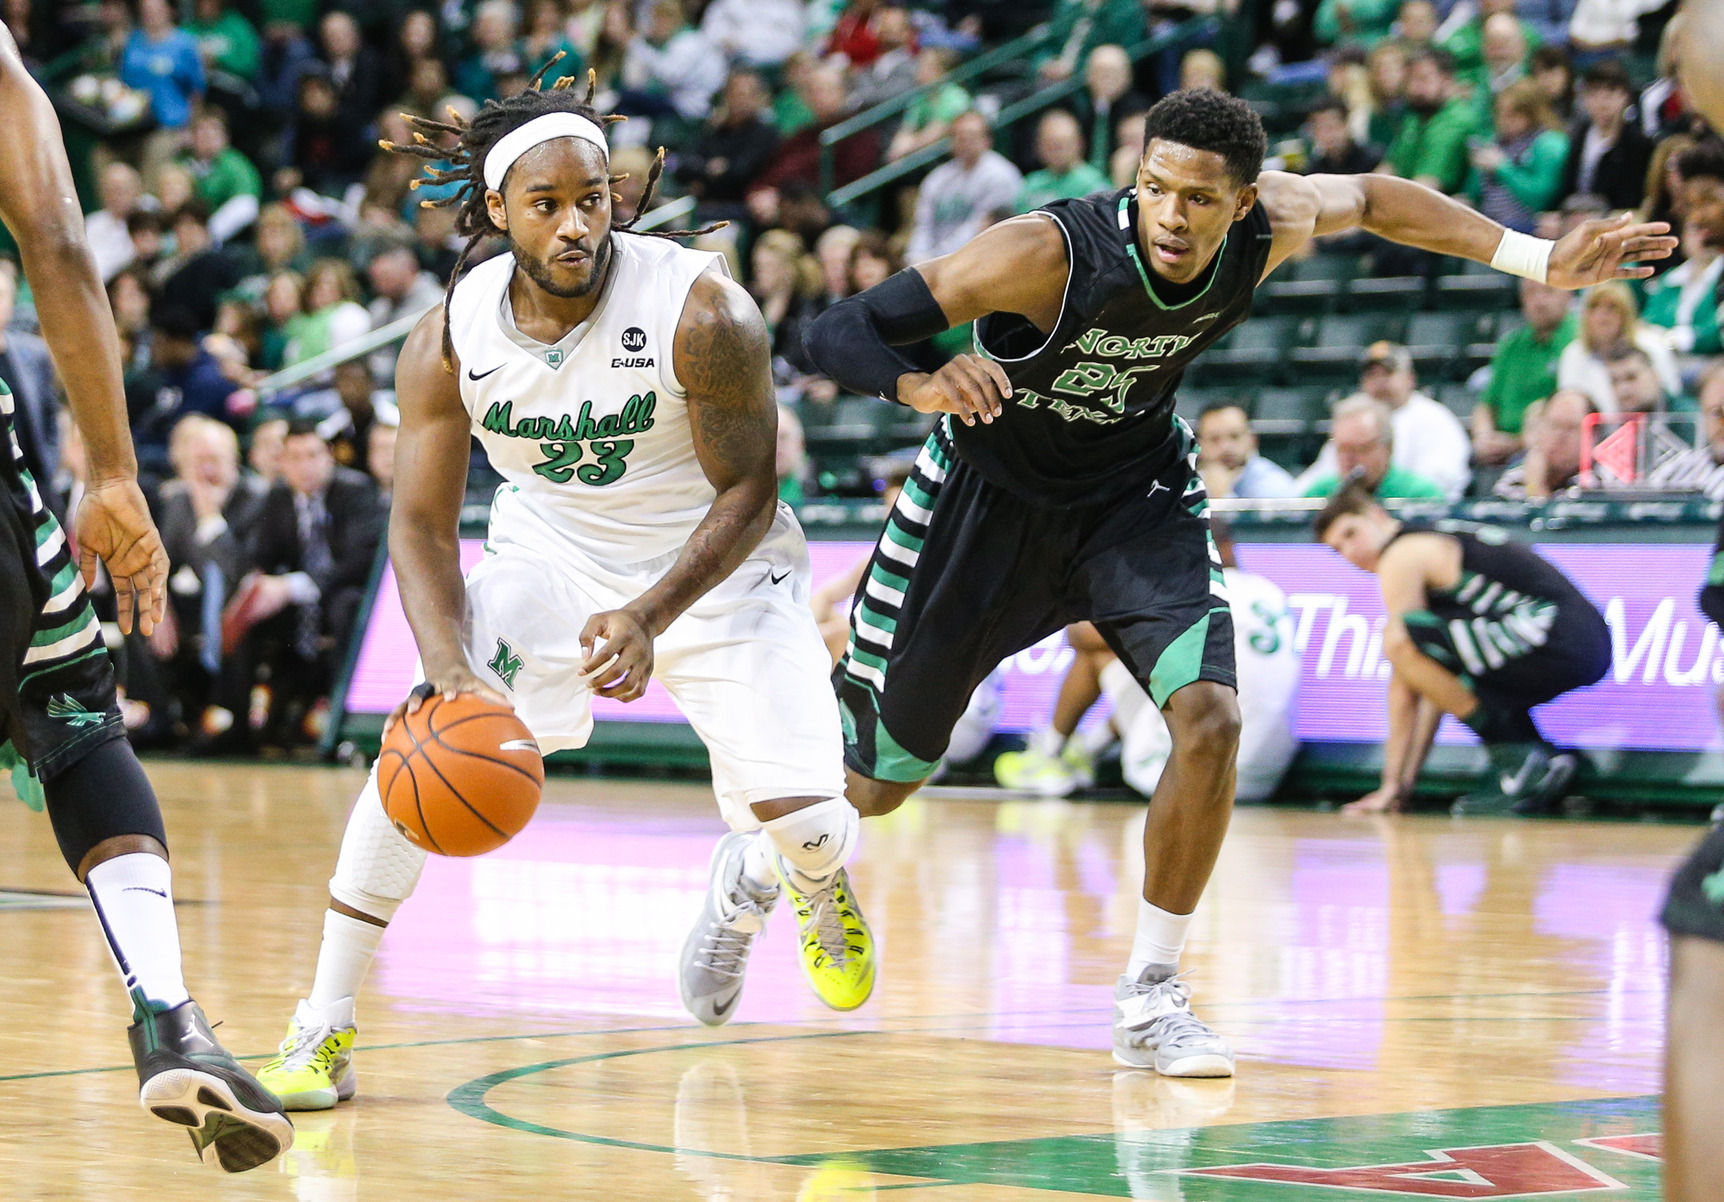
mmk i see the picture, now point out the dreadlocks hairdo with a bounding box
[384,56,723,371]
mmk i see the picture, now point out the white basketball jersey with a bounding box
[446,232,729,564]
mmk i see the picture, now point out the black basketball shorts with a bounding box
[1663,823,1724,945]
[835,417,1234,783]
[1399,600,1610,717]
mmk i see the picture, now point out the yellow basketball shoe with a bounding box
[256,999,357,1111]
[777,862,876,1011]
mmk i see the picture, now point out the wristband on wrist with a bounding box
[1489,229,1553,283]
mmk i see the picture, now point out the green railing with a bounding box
[823,16,1217,212]
[254,195,699,398]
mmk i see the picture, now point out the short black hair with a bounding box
[1677,138,1724,186]
[1307,98,1349,124]
[1313,477,1380,542]
[1198,398,1249,423]
[1581,57,1631,93]
[284,418,325,442]
[151,304,200,341]
[1142,88,1267,187]
[1408,47,1457,77]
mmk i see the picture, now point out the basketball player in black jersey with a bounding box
[1315,480,1610,815]
[0,25,290,1171]
[805,87,1672,1076]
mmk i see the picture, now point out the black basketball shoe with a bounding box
[130,1001,294,1172]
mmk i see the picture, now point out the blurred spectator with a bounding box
[1493,389,1593,500]
[1379,49,1478,194]
[520,0,583,77]
[121,0,207,163]
[1530,43,1575,124]
[673,69,780,215]
[1391,0,1437,53]
[1443,0,1534,81]
[1556,281,1681,413]
[365,238,441,377]
[1468,80,1569,233]
[147,413,267,742]
[1559,59,1653,213]
[1677,139,1724,262]
[1639,225,1721,356]
[1362,40,1409,149]
[1649,363,1724,495]
[278,66,372,198]
[1605,343,1690,415]
[0,264,60,509]
[618,0,725,124]
[905,110,1022,263]
[827,0,890,68]
[129,305,245,473]
[750,230,823,377]
[1038,0,1142,84]
[701,0,806,67]
[357,110,423,231]
[1017,110,1110,212]
[151,161,197,219]
[1178,48,1225,92]
[814,225,862,307]
[107,266,154,375]
[188,0,262,92]
[848,230,899,293]
[248,411,288,484]
[86,161,145,282]
[381,7,444,105]
[1304,98,1380,175]
[179,108,261,244]
[125,209,167,279]
[295,359,395,473]
[156,202,242,331]
[219,420,384,750]
[245,203,309,284]
[366,407,398,502]
[1302,342,1470,499]
[456,0,522,100]
[850,6,918,111]
[750,64,880,202]
[1109,109,1148,186]
[776,403,809,504]
[317,9,383,128]
[282,259,370,371]
[1470,13,1533,117]
[1475,278,1576,464]
[1639,131,1696,228]
[1316,0,1398,49]
[607,146,654,224]
[1569,0,1653,54]
[258,269,308,372]
[1071,45,1149,176]
[1301,395,1447,500]
[1195,401,1298,499]
[887,49,970,162]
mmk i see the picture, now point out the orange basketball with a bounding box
[377,693,544,856]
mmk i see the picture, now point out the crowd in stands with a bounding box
[0,0,1713,757]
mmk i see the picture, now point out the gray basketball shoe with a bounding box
[680,831,780,1025]
[1112,969,1235,1077]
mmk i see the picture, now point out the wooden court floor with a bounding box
[0,761,1699,1199]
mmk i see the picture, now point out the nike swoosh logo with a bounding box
[711,993,737,1018]
[123,887,168,898]
[499,738,540,754]
[770,568,792,585]
[466,364,504,381]
[1193,312,1220,325]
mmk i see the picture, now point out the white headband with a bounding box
[482,112,609,192]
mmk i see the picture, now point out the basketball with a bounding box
[377,692,544,856]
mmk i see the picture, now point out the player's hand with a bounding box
[386,668,512,735]
[1546,213,1678,288]
[897,354,1012,427]
[579,608,654,702]
[75,477,168,637]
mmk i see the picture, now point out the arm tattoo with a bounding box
[681,283,776,484]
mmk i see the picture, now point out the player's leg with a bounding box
[258,549,593,1108]
[1661,822,1724,1202]
[996,622,1112,796]
[1097,656,1173,798]
[664,506,874,1021]
[1087,452,1237,1078]
[1,496,292,1169]
[836,426,1068,819]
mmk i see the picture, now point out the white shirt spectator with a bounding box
[1648,447,1724,498]
[1100,566,1300,803]
[700,0,806,66]
[85,209,136,282]
[905,151,1023,263]
[622,25,726,120]
[1556,327,1681,414]
[1300,390,1472,500]
[1569,0,1662,47]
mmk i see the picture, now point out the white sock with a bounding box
[307,909,386,1012]
[1127,898,1194,980]
[85,853,191,1020]
[1028,727,1065,757]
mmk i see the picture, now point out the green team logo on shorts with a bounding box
[45,694,103,728]
[487,640,523,690]
[481,395,656,487]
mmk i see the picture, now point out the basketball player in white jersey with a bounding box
[256,70,876,1111]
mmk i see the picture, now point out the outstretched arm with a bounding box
[579,271,779,702]
[1255,170,1676,288]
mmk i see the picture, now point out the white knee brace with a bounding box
[328,766,429,922]
[761,796,858,882]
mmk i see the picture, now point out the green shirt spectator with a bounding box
[1315,0,1400,48]
[1638,250,1724,356]
[1036,0,1144,80]
[180,110,261,244]
[1466,127,1568,232]
[1383,50,1478,195]
[258,0,318,30]
[1303,464,1447,500]
[1018,162,1111,212]
[1481,310,1576,437]
[888,63,971,162]
[187,2,262,81]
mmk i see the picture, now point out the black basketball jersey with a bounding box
[963,187,1274,507]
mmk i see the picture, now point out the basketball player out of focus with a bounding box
[0,24,289,1172]
[256,68,875,1110]
[1661,5,1724,1197]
